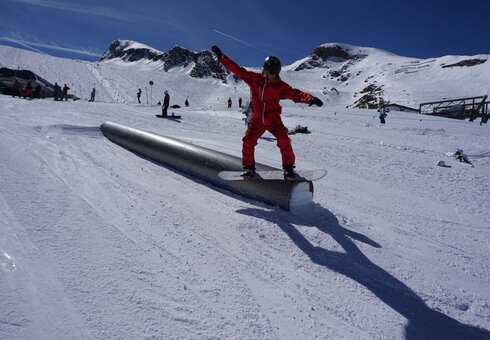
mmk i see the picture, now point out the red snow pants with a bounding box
[242,116,295,168]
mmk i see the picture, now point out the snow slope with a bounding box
[0,45,489,339]
[1,43,489,109]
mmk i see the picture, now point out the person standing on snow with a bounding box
[89,88,96,102]
[24,81,33,99]
[137,88,142,103]
[211,45,323,179]
[53,82,62,101]
[12,80,21,98]
[162,90,170,116]
[62,84,70,101]
[377,103,387,124]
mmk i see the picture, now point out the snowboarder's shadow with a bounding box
[237,204,489,340]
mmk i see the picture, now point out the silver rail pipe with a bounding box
[100,121,313,210]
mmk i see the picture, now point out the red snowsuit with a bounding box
[218,55,315,168]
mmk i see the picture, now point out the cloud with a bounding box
[10,0,147,22]
[9,0,189,34]
[0,35,102,58]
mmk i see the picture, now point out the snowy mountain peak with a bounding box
[99,39,159,62]
[314,43,367,60]
[294,42,397,71]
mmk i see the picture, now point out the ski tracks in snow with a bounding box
[86,63,132,103]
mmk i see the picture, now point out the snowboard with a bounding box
[155,114,181,119]
[218,169,327,181]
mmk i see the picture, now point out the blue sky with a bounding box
[1,0,489,66]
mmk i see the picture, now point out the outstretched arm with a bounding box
[211,45,255,85]
[281,83,323,107]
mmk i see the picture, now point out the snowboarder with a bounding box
[62,84,70,101]
[185,98,189,107]
[238,97,242,108]
[137,88,142,103]
[227,98,232,108]
[211,45,323,179]
[162,90,170,116]
[89,88,96,102]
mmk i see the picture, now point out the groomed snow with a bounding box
[0,44,489,339]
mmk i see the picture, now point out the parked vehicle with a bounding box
[0,67,54,98]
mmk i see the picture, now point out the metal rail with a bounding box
[100,121,313,210]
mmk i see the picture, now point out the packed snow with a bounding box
[0,44,489,339]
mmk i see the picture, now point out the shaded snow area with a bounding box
[1,96,489,339]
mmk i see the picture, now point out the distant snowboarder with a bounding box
[137,88,142,103]
[162,90,170,116]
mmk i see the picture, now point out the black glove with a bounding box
[309,97,323,107]
[211,45,223,58]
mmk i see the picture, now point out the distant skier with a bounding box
[227,98,232,108]
[137,88,142,103]
[211,45,323,179]
[238,97,242,108]
[162,90,170,116]
[89,88,96,102]
[185,98,189,107]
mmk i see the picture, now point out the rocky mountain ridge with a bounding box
[99,39,228,81]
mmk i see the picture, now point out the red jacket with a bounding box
[219,55,314,125]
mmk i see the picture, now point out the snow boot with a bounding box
[241,166,256,179]
[283,165,296,180]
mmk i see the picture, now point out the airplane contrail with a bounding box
[213,29,269,54]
